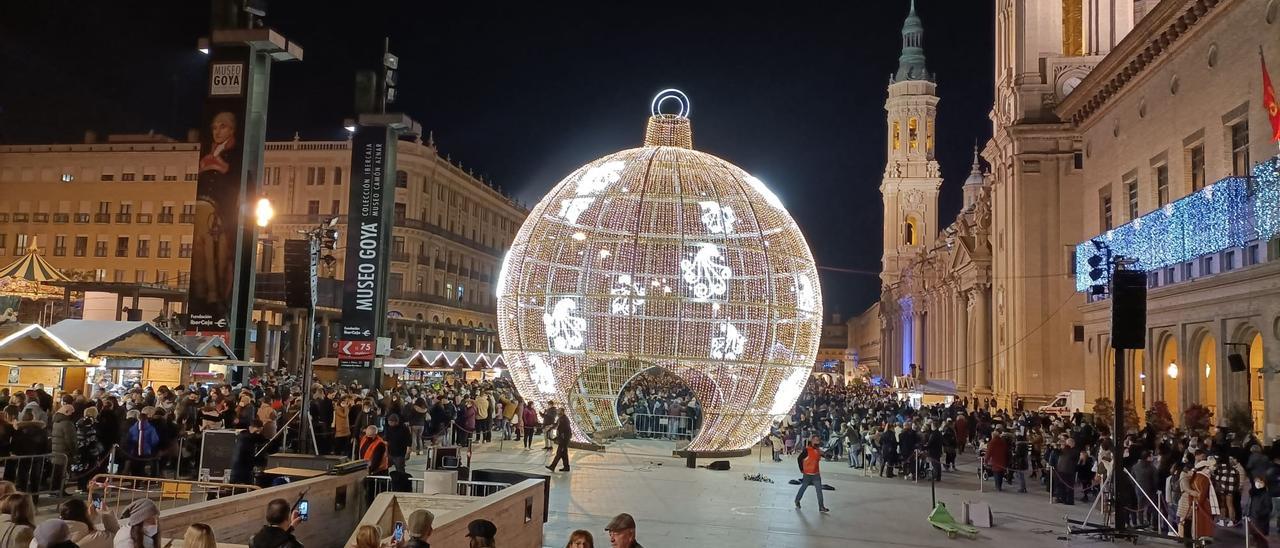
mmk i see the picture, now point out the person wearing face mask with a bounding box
[1247,474,1272,545]
[113,498,161,548]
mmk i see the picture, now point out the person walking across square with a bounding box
[795,434,830,512]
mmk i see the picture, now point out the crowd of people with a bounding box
[0,372,628,547]
[0,372,578,488]
[12,365,1280,546]
[775,378,1280,544]
[614,369,702,440]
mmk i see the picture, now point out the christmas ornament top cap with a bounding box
[644,88,693,149]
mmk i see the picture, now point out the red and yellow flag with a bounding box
[1265,50,1280,142]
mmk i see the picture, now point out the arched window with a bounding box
[395,170,409,188]
[892,121,901,151]
[908,118,919,151]
[926,119,934,152]
[904,217,918,246]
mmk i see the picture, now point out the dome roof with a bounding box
[496,90,823,453]
[964,146,986,187]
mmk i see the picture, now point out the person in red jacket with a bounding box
[794,435,830,512]
[954,414,969,454]
[986,428,1011,491]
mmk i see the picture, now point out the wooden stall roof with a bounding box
[47,320,193,359]
[0,322,90,367]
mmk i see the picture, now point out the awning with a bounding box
[407,350,505,370]
[0,323,91,368]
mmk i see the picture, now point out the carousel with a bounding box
[0,239,73,325]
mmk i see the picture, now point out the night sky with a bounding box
[0,1,994,318]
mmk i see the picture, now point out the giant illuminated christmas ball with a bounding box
[497,90,822,454]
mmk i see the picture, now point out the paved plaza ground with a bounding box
[459,439,1081,547]
[412,438,1254,548]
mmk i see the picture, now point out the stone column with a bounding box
[955,291,970,393]
[912,310,924,378]
[1262,309,1280,438]
[974,285,993,392]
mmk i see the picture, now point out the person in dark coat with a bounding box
[428,396,449,446]
[878,424,898,478]
[13,409,49,493]
[924,425,943,481]
[95,398,120,451]
[897,422,920,479]
[1128,449,1159,527]
[1054,437,1081,505]
[230,420,267,485]
[383,414,412,474]
[1247,475,1272,546]
[71,407,102,490]
[546,409,572,472]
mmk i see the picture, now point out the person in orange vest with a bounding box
[795,434,830,512]
[358,424,389,475]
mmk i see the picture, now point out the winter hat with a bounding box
[124,498,159,526]
[33,519,70,548]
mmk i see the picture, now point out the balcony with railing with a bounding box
[387,288,496,314]
[115,213,132,223]
[1075,157,1280,299]
[391,251,411,263]
[94,213,111,223]
[393,216,503,257]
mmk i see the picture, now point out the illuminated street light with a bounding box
[255,197,274,228]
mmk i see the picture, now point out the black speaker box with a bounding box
[1229,353,1247,372]
[1110,269,1147,349]
[470,469,551,523]
[283,239,315,309]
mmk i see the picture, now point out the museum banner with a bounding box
[338,126,393,367]
[187,46,253,340]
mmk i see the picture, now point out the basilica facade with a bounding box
[859,0,1280,436]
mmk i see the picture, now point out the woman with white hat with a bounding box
[112,499,160,548]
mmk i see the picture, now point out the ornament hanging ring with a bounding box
[651,88,691,118]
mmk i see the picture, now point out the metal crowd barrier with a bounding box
[0,453,69,501]
[364,475,510,498]
[630,413,695,440]
[85,473,260,512]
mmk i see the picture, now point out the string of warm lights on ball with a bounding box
[496,89,823,453]
[1074,157,1280,291]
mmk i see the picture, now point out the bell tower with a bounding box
[880,0,942,287]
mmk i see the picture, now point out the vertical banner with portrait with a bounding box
[338,126,392,367]
[187,46,252,340]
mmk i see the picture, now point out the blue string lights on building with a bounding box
[1074,157,1280,292]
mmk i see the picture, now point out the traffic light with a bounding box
[1087,239,1109,296]
[383,51,398,106]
